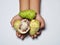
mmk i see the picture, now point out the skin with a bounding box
[10,0,45,39]
[19,0,29,11]
[30,0,40,13]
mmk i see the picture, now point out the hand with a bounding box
[10,14,45,39]
[30,14,45,39]
[10,15,26,40]
[16,31,27,40]
[36,14,45,29]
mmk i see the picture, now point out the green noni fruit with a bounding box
[19,10,36,20]
[30,20,40,35]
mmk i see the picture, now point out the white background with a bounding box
[0,0,60,45]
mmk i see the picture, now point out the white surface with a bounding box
[0,0,60,45]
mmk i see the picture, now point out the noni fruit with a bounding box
[30,20,40,35]
[13,19,30,34]
[19,10,36,20]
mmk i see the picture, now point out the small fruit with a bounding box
[30,20,40,35]
[13,19,30,34]
[19,10,36,20]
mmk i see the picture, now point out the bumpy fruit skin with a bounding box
[30,20,40,35]
[19,10,36,20]
[13,20,21,30]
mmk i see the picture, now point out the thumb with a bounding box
[10,15,22,27]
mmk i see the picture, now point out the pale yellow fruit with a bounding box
[30,20,40,35]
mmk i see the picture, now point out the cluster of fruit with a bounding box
[13,10,40,39]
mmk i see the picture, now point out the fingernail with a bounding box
[36,32,40,35]
[34,35,37,38]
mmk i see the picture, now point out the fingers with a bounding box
[16,31,26,40]
[36,31,40,35]
[16,31,21,38]
[16,31,41,39]
[20,35,24,39]
[10,15,22,27]
[30,35,37,39]
[34,34,37,38]
[31,35,34,39]
[30,31,41,39]
[16,30,41,39]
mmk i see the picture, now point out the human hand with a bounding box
[36,14,45,29]
[10,14,45,39]
[10,15,26,40]
[30,13,45,39]
[16,31,27,40]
